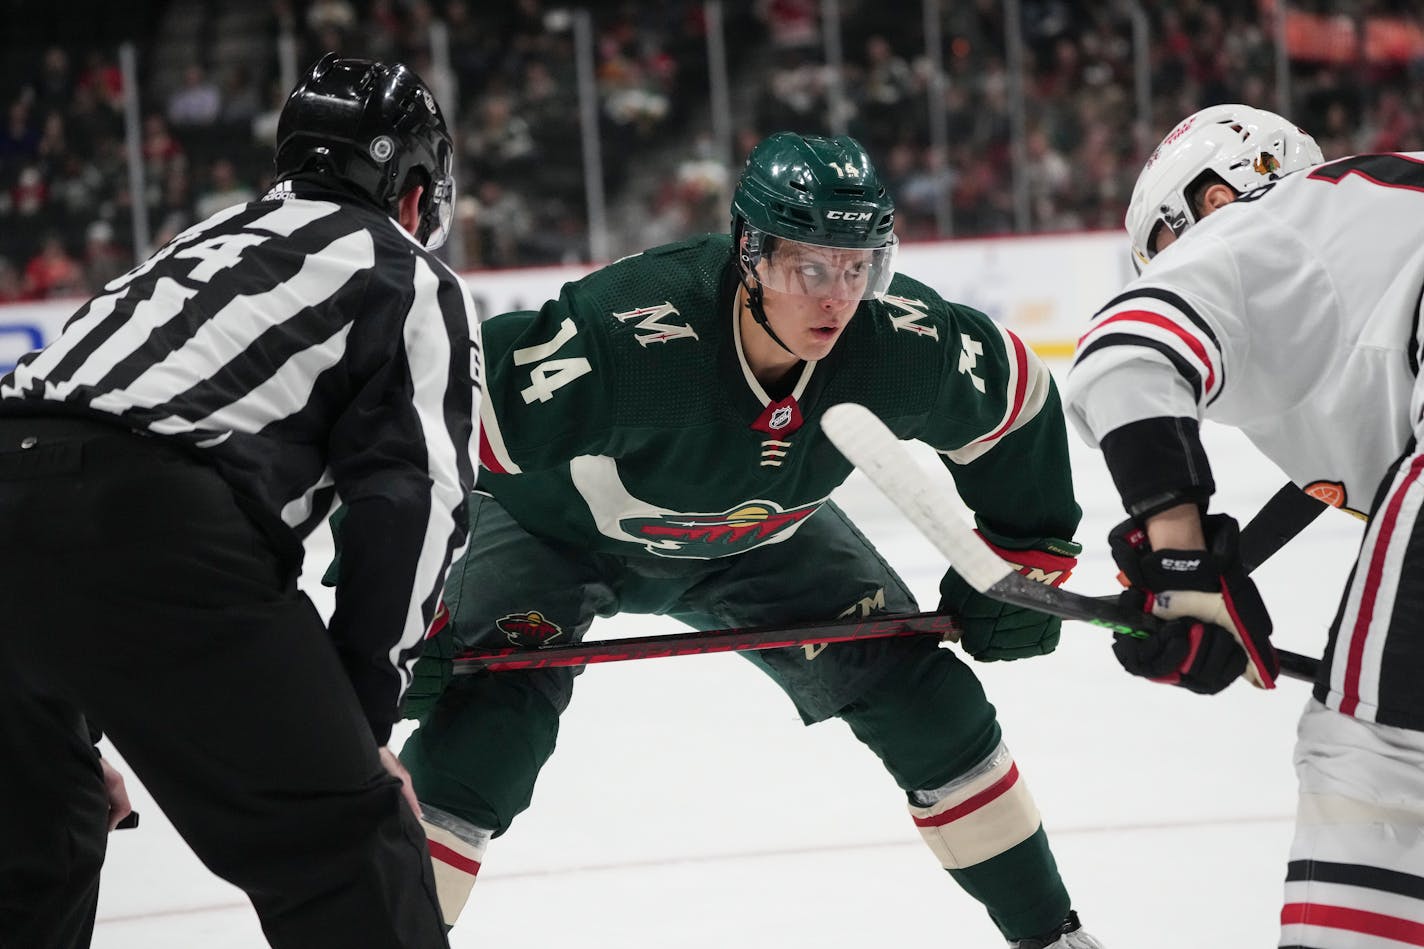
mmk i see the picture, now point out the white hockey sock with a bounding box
[420,805,493,926]
[907,742,1041,869]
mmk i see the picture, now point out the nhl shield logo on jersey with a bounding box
[496,610,565,646]
[622,500,820,558]
[749,395,804,436]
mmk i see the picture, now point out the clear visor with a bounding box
[1140,196,1195,264]
[422,173,456,250]
[746,232,898,302]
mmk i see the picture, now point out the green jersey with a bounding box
[476,234,1080,559]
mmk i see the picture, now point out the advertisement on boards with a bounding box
[0,232,1135,370]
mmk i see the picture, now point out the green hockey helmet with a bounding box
[732,132,897,301]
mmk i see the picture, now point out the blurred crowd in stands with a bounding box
[1,0,1422,301]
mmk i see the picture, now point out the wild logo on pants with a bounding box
[497,611,565,646]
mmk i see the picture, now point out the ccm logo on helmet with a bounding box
[825,210,873,221]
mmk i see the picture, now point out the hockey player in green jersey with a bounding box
[405,132,1103,948]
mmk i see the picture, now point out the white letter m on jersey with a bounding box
[611,302,700,347]
[884,295,940,341]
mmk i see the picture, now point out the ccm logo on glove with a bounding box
[1108,514,1279,694]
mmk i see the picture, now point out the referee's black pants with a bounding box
[0,417,448,949]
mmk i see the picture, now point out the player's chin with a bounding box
[799,326,843,359]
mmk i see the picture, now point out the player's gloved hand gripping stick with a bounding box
[820,402,1319,684]
[1109,515,1279,693]
[939,534,1080,661]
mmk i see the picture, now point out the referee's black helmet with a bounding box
[275,52,456,249]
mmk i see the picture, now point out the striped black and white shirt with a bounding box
[0,178,480,742]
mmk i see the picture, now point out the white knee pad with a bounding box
[421,805,493,927]
[907,742,1041,869]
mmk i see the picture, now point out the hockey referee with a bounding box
[0,54,476,949]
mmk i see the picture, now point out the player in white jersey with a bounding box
[1066,104,1424,948]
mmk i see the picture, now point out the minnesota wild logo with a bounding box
[622,501,821,558]
[496,610,565,646]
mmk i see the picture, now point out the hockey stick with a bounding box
[1236,482,1328,574]
[445,430,1322,678]
[450,611,962,674]
[820,403,1319,684]
[443,482,1320,677]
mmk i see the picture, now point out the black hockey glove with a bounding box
[1109,514,1279,694]
[939,535,1080,661]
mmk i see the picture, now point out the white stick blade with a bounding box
[821,403,1012,593]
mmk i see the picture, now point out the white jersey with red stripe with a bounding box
[1066,152,1424,521]
[1068,152,1424,732]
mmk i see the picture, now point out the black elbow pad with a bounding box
[1100,416,1214,520]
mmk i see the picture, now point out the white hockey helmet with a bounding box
[1125,103,1323,270]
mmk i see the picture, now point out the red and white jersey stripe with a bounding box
[942,322,1052,465]
[1325,451,1424,724]
[477,381,520,475]
[1074,287,1226,409]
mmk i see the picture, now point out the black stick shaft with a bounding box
[1238,483,1328,574]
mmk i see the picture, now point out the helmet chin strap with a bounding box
[735,266,798,357]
